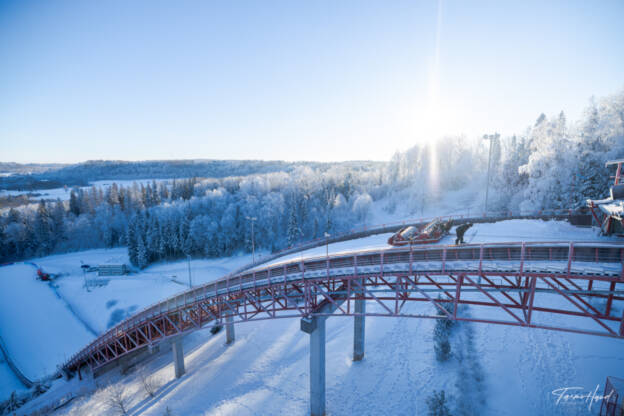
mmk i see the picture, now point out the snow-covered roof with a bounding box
[589,197,614,205]
[598,201,624,219]
[606,158,624,167]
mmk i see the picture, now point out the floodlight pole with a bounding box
[187,254,192,288]
[82,268,90,292]
[483,133,499,215]
[324,232,331,258]
[246,216,257,263]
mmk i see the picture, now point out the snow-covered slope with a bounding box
[0,264,94,380]
[4,219,623,415]
[0,362,26,403]
[0,248,258,398]
[43,299,623,416]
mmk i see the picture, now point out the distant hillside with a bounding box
[0,159,385,191]
[0,162,68,175]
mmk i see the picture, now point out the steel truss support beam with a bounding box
[64,240,624,380]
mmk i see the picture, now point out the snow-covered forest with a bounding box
[1,90,623,266]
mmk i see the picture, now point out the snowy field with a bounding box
[3,219,623,414]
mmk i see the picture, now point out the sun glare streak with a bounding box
[426,0,442,195]
[428,142,439,195]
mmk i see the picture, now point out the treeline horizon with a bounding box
[1,89,623,267]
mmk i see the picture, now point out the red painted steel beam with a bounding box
[63,241,624,373]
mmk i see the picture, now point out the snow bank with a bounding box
[0,361,27,400]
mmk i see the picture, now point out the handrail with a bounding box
[224,209,579,275]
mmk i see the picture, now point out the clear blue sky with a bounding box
[1,0,623,163]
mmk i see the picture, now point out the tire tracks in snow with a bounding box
[331,311,435,416]
[518,321,578,415]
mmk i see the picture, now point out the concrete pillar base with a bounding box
[172,338,185,379]
[305,317,326,416]
[353,298,365,362]
[225,314,235,345]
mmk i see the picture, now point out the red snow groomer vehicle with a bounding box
[388,218,453,246]
[37,268,51,281]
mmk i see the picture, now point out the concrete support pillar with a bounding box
[225,314,235,345]
[353,297,365,361]
[172,338,185,379]
[301,316,326,416]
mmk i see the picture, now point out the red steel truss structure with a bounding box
[63,240,624,376]
[600,376,624,416]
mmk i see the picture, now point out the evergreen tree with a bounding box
[287,204,301,246]
[34,200,53,255]
[137,236,148,269]
[50,200,66,246]
[108,182,119,206]
[126,216,138,266]
[69,189,80,216]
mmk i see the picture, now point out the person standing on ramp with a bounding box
[455,223,473,245]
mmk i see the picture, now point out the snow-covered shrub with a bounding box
[426,390,451,416]
[139,368,160,398]
[433,297,454,362]
[434,335,451,362]
[105,383,131,416]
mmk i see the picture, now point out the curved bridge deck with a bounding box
[63,240,624,374]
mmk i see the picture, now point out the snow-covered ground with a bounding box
[3,219,622,414]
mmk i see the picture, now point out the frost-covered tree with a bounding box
[352,192,373,223]
[518,111,574,212]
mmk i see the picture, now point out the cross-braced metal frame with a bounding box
[63,241,624,376]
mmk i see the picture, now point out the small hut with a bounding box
[587,159,624,235]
